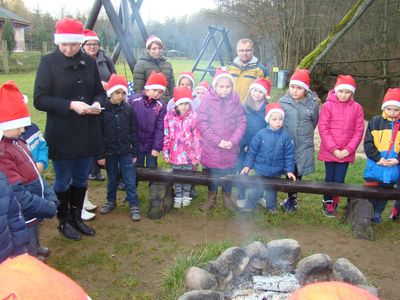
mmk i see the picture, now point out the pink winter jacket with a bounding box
[163,109,201,165]
[318,89,364,163]
[196,88,246,168]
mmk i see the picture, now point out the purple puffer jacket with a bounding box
[197,88,246,168]
[318,89,364,163]
[127,93,167,152]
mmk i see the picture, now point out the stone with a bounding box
[185,267,217,290]
[178,290,223,300]
[332,258,368,285]
[205,247,249,289]
[244,241,268,272]
[265,239,301,274]
[295,253,332,284]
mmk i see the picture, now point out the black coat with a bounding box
[33,48,107,160]
[99,101,139,158]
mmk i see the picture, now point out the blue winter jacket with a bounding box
[240,102,267,150]
[0,172,28,263]
[244,126,296,177]
[22,123,49,170]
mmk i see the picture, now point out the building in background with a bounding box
[0,6,30,52]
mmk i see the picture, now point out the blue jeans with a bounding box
[52,157,92,192]
[366,181,392,215]
[135,151,158,168]
[246,173,278,210]
[323,162,349,201]
[106,153,138,207]
[203,167,235,193]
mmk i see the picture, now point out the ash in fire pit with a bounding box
[179,239,378,300]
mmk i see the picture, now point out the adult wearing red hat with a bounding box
[34,18,107,240]
[133,34,175,100]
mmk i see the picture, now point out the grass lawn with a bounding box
[1,56,399,299]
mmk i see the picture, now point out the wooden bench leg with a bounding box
[345,198,374,240]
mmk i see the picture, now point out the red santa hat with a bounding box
[212,67,234,88]
[177,72,195,88]
[290,69,310,90]
[381,88,400,109]
[249,78,272,99]
[195,81,209,92]
[265,102,285,123]
[0,81,31,134]
[106,74,128,97]
[83,29,100,43]
[54,18,85,45]
[146,34,163,49]
[173,87,193,106]
[144,71,167,91]
[334,75,356,94]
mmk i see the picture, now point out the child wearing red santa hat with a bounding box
[0,81,59,259]
[197,67,246,210]
[364,88,400,223]
[240,102,296,212]
[318,75,364,217]
[97,74,141,221]
[166,71,196,111]
[279,69,319,213]
[237,77,272,208]
[192,81,210,112]
[163,87,202,208]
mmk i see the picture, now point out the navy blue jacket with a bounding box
[240,102,267,150]
[0,172,28,263]
[244,126,296,177]
[99,100,139,158]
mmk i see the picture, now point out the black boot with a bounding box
[55,189,81,241]
[70,186,96,236]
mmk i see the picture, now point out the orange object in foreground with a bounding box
[289,281,379,300]
[0,254,90,300]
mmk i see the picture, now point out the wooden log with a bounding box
[135,168,400,200]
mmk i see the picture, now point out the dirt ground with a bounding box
[40,196,398,300]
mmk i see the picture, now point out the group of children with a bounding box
[1,64,400,263]
[101,66,399,225]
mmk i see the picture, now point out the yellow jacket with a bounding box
[227,56,268,103]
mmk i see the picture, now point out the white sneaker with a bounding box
[81,208,96,221]
[182,197,192,207]
[83,190,97,211]
[237,199,246,208]
[174,197,183,208]
[258,198,267,208]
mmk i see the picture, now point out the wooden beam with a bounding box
[136,168,400,200]
[100,0,136,72]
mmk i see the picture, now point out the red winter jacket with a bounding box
[0,138,58,223]
[318,89,364,163]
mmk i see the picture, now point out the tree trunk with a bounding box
[298,0,375,72]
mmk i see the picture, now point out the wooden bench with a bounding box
[136,168,399,240]
[136,168,400,200]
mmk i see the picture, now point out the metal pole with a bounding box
[84,0,102,29]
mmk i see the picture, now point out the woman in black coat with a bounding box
[34,18,106,241]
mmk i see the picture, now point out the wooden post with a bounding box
[2,40,9,74]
